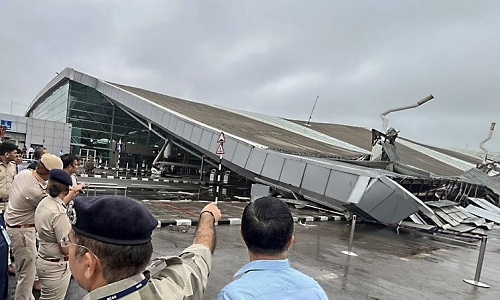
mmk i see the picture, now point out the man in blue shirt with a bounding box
[218,196,328,300]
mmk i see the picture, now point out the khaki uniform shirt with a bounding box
[0,161,16,199]
[84,244,212,300]
[35,195,71,259]
[4,170,47,226]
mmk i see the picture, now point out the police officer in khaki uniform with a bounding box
[0,142,17,211]
[4,153,63,300]
[35,169,74,300]
[0,143,18,300]
[63,195,221,300]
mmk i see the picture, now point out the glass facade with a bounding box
[29,81,165,167]
[30,83,69,122]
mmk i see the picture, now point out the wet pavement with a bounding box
[141,199,342,226]
[8,215,500,299]
[7,199,500,299]
[179,221,500,300]
[82,219,500,299]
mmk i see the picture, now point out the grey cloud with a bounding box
[1,0,500,151]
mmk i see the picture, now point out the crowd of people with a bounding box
[0,141,328,299]
[1,144,86,299]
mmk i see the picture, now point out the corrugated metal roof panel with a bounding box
[469,197,500,214]
[296,121,465,176]
[397,139,475,172]
[113,83,365,159]
[465,205,500,224]
[460,168,500,196]
[215,108,370,154]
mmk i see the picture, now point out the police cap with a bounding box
[40,153,63,170]
[67,196,158,245]
[49,169,72,186]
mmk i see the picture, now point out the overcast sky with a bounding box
[1,1,499,152]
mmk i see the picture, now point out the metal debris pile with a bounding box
[404,198,499,236]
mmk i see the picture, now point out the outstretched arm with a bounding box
[193,202,221,253]
[151,203,221,299]
[63,183,86,204]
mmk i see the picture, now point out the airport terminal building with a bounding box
[23,67,497,225]
[25,76,168,167]
[0,112,71,154]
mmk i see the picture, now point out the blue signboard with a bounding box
[0,120,12,130]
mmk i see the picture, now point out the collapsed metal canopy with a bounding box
[27,67,496,225]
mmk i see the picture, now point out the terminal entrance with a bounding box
[79,148,97,174]
[79,148,96,161]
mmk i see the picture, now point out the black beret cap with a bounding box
[67,196,158,245]
[49,169,72,186]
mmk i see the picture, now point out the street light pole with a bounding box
[380,95,434,133]
[479,123,496,163]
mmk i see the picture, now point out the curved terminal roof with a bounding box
[26,67,482,224]
[112,83,366,160]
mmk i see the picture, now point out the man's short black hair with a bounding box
[0,142,17,156]
[61,153,78,168]
[241,196,294,255]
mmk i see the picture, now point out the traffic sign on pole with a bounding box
[214,131,226,204]
[217,132,226,144]
[216,143,225,155]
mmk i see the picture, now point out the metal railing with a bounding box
[83,182,128,197]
